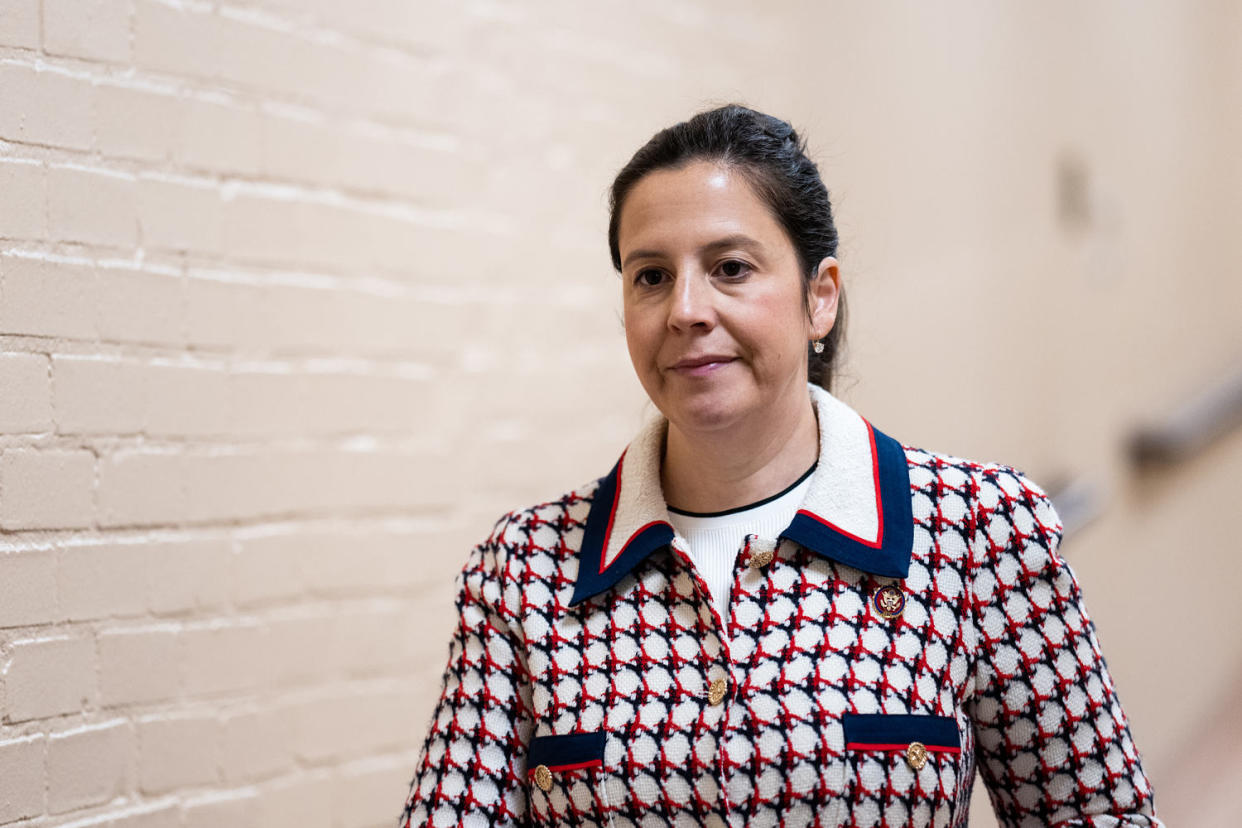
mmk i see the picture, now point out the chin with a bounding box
[658,385,755,435]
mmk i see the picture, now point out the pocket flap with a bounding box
[528,730,606,772]
[843,714,960,751]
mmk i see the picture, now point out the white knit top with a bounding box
[666,463,815,622]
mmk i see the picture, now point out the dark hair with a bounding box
[608,104,847,392]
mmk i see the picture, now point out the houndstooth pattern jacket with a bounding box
[399,385,1163,827]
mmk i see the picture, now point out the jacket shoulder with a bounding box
[480,477,604,565]
[903,444,1051,501]
[453,479,604,622]
[902,444,1061,541]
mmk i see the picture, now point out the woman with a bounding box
[399,105,1163,827]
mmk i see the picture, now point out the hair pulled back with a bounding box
[608,104,846,392]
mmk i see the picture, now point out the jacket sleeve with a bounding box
[965,466,1164,827]
[400,518,535,828]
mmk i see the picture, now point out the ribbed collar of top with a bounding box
[570,384,914,607]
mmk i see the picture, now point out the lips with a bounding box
[669,355,736,375]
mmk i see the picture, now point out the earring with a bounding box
[812,339,825,355]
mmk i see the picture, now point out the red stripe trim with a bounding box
[795,418,885,548]
[866,419,884,535]
[597,450,626,574]
[598,450,673,575]
[613,520,669,561]
[846,742,961,754]
[528,759,603,774]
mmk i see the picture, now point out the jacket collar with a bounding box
[570,384,913,607]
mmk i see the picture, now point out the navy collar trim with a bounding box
[570,387,913,607]
[781,421,912,579]
[571,449,675,607]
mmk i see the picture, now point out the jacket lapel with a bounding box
[570,416,674,607]
[781,386,913,578]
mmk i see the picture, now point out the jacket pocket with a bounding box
[842,714,965,826]
[527,730,612,827]
[842,713,961,757]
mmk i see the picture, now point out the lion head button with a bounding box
[905,741,928,771]
[872,584,905,619]
[533,764,553,792]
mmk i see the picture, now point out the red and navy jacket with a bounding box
[399,385,1163,827]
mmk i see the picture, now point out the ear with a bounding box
[806,256,841,339]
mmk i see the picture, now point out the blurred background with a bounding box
[1,1,1239,825]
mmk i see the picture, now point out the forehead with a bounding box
[616,161,788,257]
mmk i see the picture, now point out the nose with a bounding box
[667,271,715,332]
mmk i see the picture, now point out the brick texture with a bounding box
[0,0,39,49]
[181,790,257,828]
[221,706,297,784]
[0,160,46,240]
[42,0,132,63]
[47,165,139,248]
[0,256,98,340]
[253,772,332,828]
[46,720,132,813]
[93,82,181,163]
[0,547,57,627]
[0,736,45,822]
[59,540,150,621]
[96,450,185,527]
[95,265,185,346]
[4,635,96,722]
[0,449,95,530]
[0,63,93,149]
[97,626,180,706]
[52,355,148,435]
[0,353,52,433]
[136,713,219,794]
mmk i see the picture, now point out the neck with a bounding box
[661,384,820,514]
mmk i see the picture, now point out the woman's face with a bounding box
[617,160,839,436]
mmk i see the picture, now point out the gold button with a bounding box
[905,741,928,771]
[749,547,774,569]
[533,763,553,792]
[707,677,728,706]
[872,584,905,619]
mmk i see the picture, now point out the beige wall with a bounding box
[0,1,1237,826]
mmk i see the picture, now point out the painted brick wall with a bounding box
[0,2,809,826]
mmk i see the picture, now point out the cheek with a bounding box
[742,293,809,360]
[623,307,658,363]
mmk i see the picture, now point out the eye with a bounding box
[717,259,752,279]
[635,268,666,287]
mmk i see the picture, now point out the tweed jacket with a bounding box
[400,385,1162,828]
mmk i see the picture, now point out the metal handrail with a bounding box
[1045,361,1242,543]
[1047,476,1103,542]
[1128,363,1242,467]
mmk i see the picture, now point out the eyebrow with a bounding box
[621,234,765,270]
